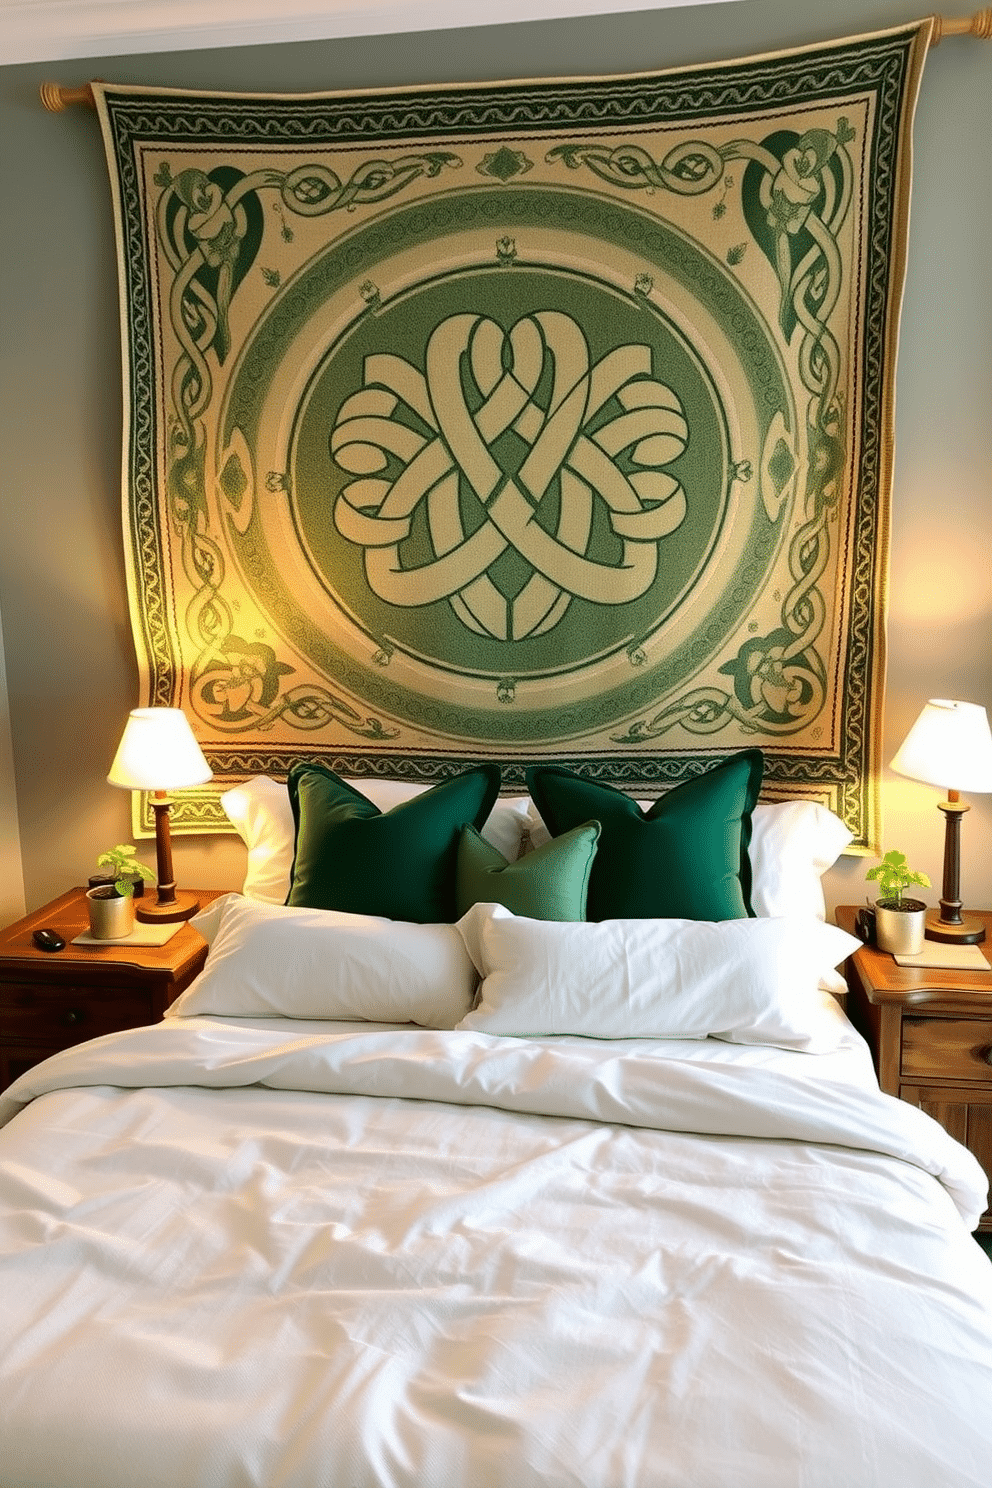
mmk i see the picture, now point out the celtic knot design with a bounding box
[331,311,690,641]
[548,141,726,195]
[557,120,859,737]
[152,151,459,739]
[190,634,399,739]
[156,152,460,458]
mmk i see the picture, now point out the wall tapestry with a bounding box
[94,20,931,848]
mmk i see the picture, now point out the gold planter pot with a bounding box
[873,898,927,956]
[85,887,136,941]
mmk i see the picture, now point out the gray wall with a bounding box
[1,0,989,919]
[0,599,24,924]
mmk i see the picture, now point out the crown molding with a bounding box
[6,0,738,67]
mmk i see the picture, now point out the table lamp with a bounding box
[107,708,213,923]
[890,698,992,943]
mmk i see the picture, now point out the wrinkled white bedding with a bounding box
[1,1015,990,1488]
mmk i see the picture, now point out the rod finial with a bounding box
[39,81,95,111]
[930,8,992,44]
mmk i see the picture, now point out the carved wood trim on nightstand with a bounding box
[837,905,992,1233]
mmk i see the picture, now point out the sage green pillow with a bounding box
[456,820,600,921]
[525,750,763,923]
[287,763,501,923]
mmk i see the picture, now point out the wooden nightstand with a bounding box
[837,905,992,1233]
[0,887,222,1092]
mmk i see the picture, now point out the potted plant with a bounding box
[86,845,156,941]
[865,850,931,955]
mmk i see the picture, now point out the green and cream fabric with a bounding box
[94,23,930,849]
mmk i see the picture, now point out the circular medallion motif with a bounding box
[221,187,793,744]
[293,266,727,674]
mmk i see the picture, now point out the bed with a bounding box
[1,760,991,1488]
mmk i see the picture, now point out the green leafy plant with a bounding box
[866,850,930,909]
[96,844,156,898]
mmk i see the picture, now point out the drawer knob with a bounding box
[982,1045,992,1067]
[61,1007,85,1028]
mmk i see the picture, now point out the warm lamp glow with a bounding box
[890,699,992,794]
[108,708,212,792]
[889,698,992,944]
[107,708,212,923]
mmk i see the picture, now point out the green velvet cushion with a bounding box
[525,750,763,922]
[456,820,600,921]
[287,763,501,922]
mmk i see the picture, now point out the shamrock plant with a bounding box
[866,850,930,908]
[96,844,156,898]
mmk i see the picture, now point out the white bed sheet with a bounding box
[0,1012,990,1488]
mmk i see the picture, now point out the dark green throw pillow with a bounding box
[287,763,501,922]
[525,751,763,923]
[456,820,600,921]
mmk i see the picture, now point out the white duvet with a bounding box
[0,1015,990,1488]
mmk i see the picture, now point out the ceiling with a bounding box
[6,0,740,67]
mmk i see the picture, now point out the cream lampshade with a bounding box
[890,698,992,943]
[108,708,212,923]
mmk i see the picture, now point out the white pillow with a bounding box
[747,800,853,919]
[525,793,852,995]
[219,776,295,906]
[748,801,852,997]
[221,776,533,905]
[168,894,477,1027]
[456,904,860,1050]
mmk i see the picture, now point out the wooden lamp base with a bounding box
[925,908,986,944]
[135,792,200,924]
[923,795,985,943]
[135,891,201,925]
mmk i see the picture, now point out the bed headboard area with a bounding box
[93,19,933,856]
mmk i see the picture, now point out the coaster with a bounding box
[72,921,183,948]
[893,943,991,972]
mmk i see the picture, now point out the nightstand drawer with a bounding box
[0,890,221,1093]
[902,1017,992,1084]
[0,982,153,1044]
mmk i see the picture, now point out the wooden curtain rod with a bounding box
[38,8,992,111]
